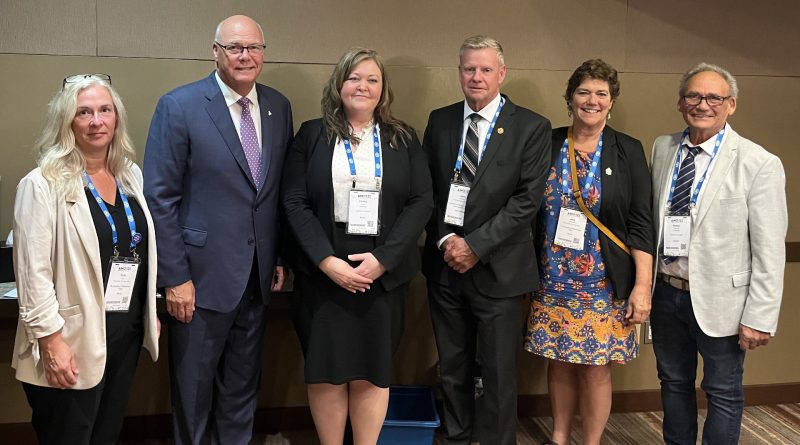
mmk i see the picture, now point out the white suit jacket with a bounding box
[12,164,159,389]
[651,126,787,337]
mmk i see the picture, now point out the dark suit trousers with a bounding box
[168,265,267,445]
[23,319,143,445]
[427,270,524,445]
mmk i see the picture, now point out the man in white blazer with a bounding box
[650,62,787,445]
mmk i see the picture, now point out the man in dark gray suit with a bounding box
[422,35,551,445]
[144,15,293,445]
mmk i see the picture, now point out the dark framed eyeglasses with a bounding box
[682,93,730,107]
[214,42,266,55]
[62,73,112,89]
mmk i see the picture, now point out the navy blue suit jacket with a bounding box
[144,72,293,312]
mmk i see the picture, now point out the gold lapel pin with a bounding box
[497,127,504,134]
[605,168,612,175]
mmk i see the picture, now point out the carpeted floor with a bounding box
[123,403,800,444]
[507,404,800,445]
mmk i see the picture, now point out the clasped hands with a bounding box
[320,252,385,293]
[442,235,479,274]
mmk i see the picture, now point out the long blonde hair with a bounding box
[36,76,138,199]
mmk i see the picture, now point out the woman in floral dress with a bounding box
[525,59,654,445]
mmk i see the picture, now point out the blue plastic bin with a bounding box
[377,385,441,445]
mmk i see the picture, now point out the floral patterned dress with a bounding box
[524,147,638,365]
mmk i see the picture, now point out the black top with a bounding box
[85,187,149,336]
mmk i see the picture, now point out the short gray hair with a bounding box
[459,35,505,67]
[679,62,739,98]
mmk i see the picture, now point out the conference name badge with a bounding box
[554,207,587,250]
[663,215,691,257]
[347,189,381,236]
[444,182,470,227]
[105,256,141,312]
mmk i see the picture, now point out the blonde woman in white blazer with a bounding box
[12,74,159,445]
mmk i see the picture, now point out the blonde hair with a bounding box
[36,76,138,199]
[460,35,505,67]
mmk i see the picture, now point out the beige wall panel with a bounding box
[0,0,96,55]
[741,264,800,384]
[97,1,250,59]
[626,0,800,76]
[96,0,627,70]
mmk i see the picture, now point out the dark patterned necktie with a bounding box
[664,145,702,264]
[238,97,262,187]
[461,113,481,185]
[670,146,702,214]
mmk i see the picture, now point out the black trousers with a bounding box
[427,274,524,445]
[23,317,143,445]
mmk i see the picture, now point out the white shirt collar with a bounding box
[214,71,258,108]
[462,93,502,123]
[682,122,730,155]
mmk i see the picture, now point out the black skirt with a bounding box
[291,226,407,388]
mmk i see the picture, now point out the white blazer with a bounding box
[12,164,159,389]
[651,127,787,337]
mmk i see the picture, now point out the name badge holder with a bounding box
[444,98,505,227]
[344,125,382,236]
[553,132,603,250]
[661,128,725,258]
[84,173,142,312]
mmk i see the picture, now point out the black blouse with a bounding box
[85,186,149,337]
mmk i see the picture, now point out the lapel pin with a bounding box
[605,167,612,175]
[497,127,504,134]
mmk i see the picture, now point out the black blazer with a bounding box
[422,95,552,298]
[281,119,433,291]
[542,126,655,300]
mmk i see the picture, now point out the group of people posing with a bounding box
[11,13,787,445]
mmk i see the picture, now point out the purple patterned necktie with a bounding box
[237,97,262,186]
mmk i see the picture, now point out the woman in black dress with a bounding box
[281,48,432,444]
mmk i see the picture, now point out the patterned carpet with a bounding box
[512,404,800,445]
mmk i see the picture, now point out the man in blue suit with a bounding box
[143,15,293,445]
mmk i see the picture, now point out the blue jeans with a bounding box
[651,280,745,445]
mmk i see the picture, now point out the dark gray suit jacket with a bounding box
[422,95,551,298]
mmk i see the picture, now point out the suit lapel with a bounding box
[654,134,681,223]
[473,98,514,184]
[66,194,103,295]
[599,127,619,216]
[257,87,273,196]
[447,106,462,175]
[693,129,739,228]
[204,75,257,190]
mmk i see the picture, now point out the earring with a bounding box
[567,109,573,118]
[607,112,612,121]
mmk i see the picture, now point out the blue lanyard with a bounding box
[559,130,603,200]
[342,124,382,186]
[84,173,139,256]
[453,97,505,176]
[666,127,725,211]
